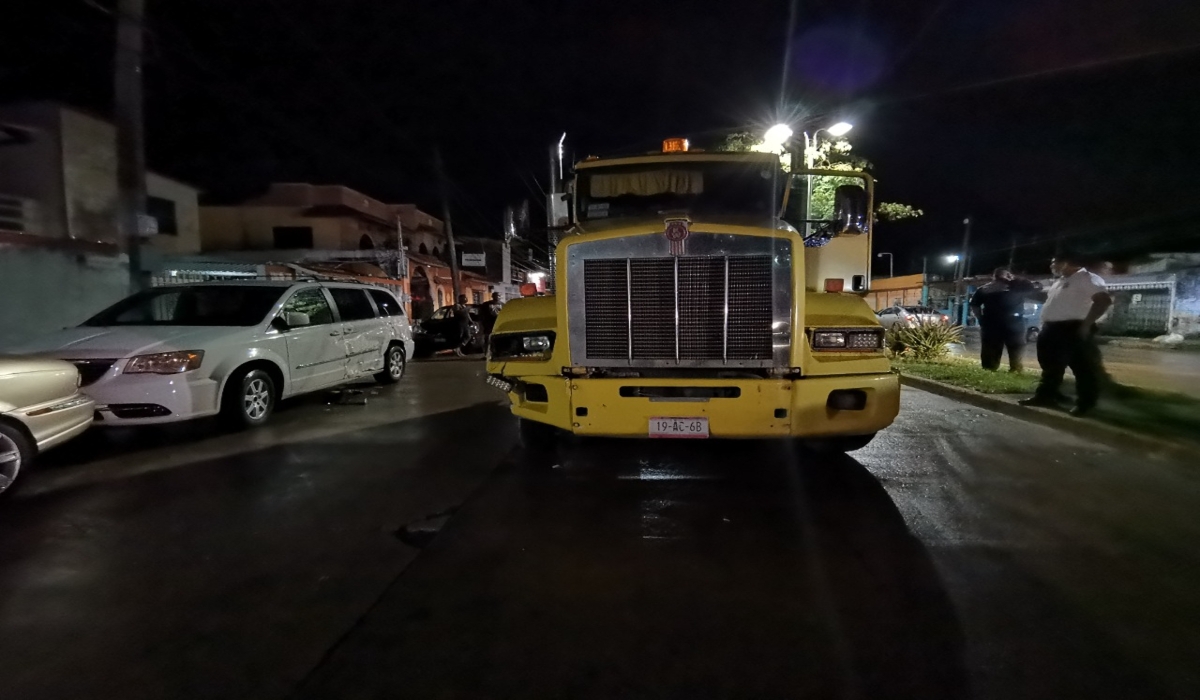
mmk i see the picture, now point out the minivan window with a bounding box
[84,286,286,327]
[329,288,376,322]
[280,288,334,326]
[369,289,403,317]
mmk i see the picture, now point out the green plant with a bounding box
[887,322,963,361]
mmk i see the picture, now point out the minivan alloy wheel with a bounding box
[243,377,271,420]
[389,346,405,379]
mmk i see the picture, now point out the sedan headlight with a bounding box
[125,350,204,374]
[810,329,883,351]
[490,332,556,360]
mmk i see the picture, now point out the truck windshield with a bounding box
[577,160,780,222]
[83,286,286,327]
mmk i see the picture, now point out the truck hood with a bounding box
[6,326,246,359]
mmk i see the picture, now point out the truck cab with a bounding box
[486,139,899,451]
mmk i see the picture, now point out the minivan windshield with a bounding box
[577,159,781,222]
[83,286,286,327]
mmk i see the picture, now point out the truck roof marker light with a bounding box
[662,138,689,153]
[824,278,845,293]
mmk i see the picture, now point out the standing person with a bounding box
[453,294,475,356]
[481,292,503,350]
[1019,251,1112,416]
[969,268,1037,371]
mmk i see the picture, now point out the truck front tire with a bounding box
[803,433,877,454]
[518,418,558,451]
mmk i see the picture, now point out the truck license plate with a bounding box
[649,417,709,438]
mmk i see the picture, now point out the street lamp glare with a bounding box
[827,121,853,137]
[763,123,793,148]
[944,254,961,264]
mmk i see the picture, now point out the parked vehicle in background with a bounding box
[1023,301,1042,342]
[7,282,413,429]
[877,305,950,329]
[0,357,94,498]
[413,305,484,357]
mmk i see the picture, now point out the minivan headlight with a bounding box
[125,350,205,374]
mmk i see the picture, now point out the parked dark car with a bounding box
[413,305,484,357]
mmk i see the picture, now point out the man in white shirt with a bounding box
[1019,251,1112,415]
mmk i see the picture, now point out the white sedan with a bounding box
[8,281,414,428]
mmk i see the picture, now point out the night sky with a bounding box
[4,0,1200,276]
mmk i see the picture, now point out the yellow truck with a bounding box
[486,139,899,451]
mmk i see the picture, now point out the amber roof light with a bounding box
[662,138,689,153]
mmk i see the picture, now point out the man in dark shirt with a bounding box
[969,267,1037,371]
[453,294,475,355]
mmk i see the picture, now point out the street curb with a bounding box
[898,374,1194,462]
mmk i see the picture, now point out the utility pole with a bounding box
[433,148,463,304]
[958,216,972,325]
[1007,233,1017,270]
[115,0,148,292]
[921,255,929,305]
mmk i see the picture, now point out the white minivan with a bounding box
[10,281,414,428]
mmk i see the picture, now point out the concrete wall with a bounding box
[144,172,201,255]
[0,246,129,349]
[0,103,67,237]
[1171,271,1200,337]
[199,206,345,251]
[865,273,927,311]
[59,108,119,244]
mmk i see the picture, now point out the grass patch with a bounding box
[893,358,1039,394]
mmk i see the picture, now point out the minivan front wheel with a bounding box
[376,344,406,384]
[222,368,276,429]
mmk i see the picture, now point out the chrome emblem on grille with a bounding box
[664,219,690,256]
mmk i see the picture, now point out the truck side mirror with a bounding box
[834,185,868,235]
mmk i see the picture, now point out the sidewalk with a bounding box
[895,358,1200,459]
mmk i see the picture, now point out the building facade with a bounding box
[198,184,491,318]
[0,102,200,255]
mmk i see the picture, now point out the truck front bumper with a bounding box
[501,373,900,439]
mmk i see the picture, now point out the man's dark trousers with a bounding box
[980,319,1026,371]
[1034,320,1102,408]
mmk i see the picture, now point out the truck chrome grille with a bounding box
[582,259,630,359]
[582,255,774,363]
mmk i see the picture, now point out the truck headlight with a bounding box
[811,329,883,351]
[125,350,204,374]
[812,331,847,348]
[521,335,552,353]
[490,332,556,360]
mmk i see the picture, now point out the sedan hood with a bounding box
[0,355,78,378]
[6,326,245,359]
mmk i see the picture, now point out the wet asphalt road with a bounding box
[1,360,1198,699]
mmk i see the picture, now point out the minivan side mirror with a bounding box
[833,184,868,235]
[273,312,310,331]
